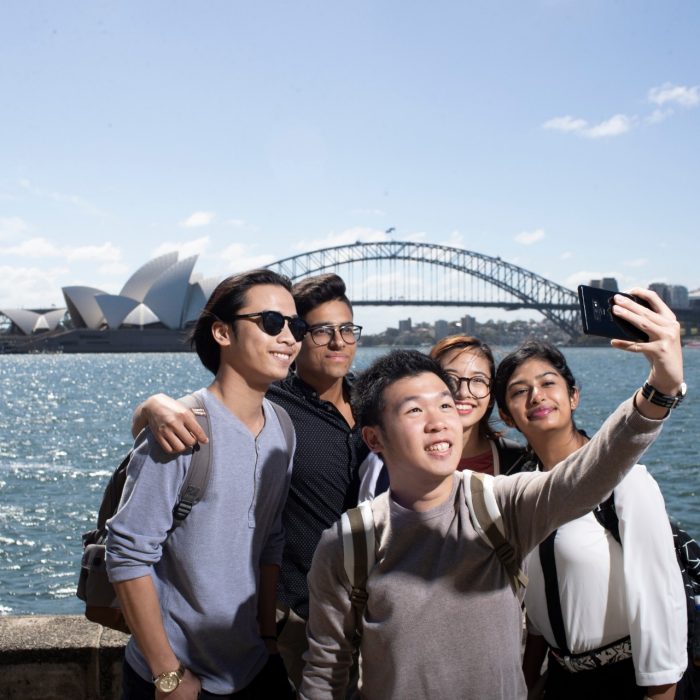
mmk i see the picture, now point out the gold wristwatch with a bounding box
[153,662,185,693]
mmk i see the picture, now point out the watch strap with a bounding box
[153,662,185,692]
[641,381,686,409]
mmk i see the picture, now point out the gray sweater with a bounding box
[106,389,294,694]
[300,397,666,700]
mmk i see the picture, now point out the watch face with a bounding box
[156,673,179,692]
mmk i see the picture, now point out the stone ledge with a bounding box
[0,615,127,700]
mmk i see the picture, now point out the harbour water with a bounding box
[0,346,698,616]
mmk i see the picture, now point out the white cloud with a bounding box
[0,216,30,241]
[441,230,465,248]
[152,236,211,260]
[97,261,130,277]
[623,257,648,268]
[293,227,391,253]
[217,243,275,272]
[180,211,216,228]
[543,113,633,139]
[542,115,588,133]
[515,228,545,245]
[646,108,674,125]
[0,237,61,257]
[648,83,700,108]
[0,265,68,308]
[65,243,121,262]
[583,114,633,139]
[560,251,573,260]
[225,219,247,228]
[0,237,123,264]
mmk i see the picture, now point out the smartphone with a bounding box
[577,285,650,342]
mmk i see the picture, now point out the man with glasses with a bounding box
[107,269,301,698]
[131,273,369,690]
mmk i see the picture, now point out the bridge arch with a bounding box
[266,241,580,337]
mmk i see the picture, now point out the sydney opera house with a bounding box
[0,253,221,353]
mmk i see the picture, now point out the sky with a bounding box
[1,1,698,333]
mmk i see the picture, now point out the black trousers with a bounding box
[544,655,645,700]
[122,657,294,700]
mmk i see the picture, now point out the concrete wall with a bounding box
[0,616,127,700]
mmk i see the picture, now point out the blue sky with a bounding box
[1,1,698,332]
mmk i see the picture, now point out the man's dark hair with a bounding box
[494,340,578,421]
[190,268,293,375]
[292,273,352,319]
[351,349,453,430]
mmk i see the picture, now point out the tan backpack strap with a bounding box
[340,501,375,639]
[464,470,528,595]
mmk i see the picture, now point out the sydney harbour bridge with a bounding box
[266,241,581,338]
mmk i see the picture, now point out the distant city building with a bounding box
[670,285,689,309]
[398,317,412,333]
[434,319,450,341]
[460,314,476,335]
[646,283,689,309]
[589,278,619,291]
[689,288,700,309]
[649,283,671,304]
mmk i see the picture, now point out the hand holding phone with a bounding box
[577,285,651,342]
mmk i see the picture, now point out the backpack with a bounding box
[340,470,528,639]
[593,493,700,700]
[76,394,294,632]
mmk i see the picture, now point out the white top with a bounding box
[357,451,385,503]
[525,464,687,687]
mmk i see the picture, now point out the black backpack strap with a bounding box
[173,393,212,524]
[539,530,570,655]
[593,492,621,544]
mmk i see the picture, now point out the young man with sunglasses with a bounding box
[131,273,369,689]
[107,269,303,699]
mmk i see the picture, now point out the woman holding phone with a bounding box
[494,289,687,700]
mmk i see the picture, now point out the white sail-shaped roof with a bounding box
[144,255,198,329]
[0,309,41,335]
[183,276,221,325]
[95,294,140,329]
[62,286,107,329]
[0,308,67,334]
[42,308,67,331]
[122,303,160,327]
[120,252,179,302]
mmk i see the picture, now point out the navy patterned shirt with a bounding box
[268,373,368,619]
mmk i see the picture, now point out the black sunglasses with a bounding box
[229,311,308,342]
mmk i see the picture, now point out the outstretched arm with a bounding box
[609,288,684,420]
[498,289,684,555]
[131,393,209,452]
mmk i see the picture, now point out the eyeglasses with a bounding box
[307,323,363,346]
[229,311,308,342]
[446,373,491,399]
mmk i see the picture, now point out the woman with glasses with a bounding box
[429,335,530,476]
